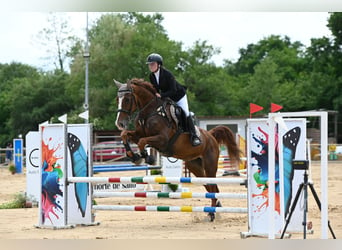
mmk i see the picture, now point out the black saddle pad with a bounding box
[163,98,187,132]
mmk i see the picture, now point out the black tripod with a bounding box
[280,162,336,239]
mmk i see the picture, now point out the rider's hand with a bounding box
[156,93,161,98]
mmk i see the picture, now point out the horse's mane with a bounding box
[128,78,157,95]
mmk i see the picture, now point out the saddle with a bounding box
[155,98,201,156]
[158,98,187,132]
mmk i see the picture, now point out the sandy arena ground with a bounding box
[0,161,341,239]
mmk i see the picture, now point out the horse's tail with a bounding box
[209,126,241,166]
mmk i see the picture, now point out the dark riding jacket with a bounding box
[149,67,186,102]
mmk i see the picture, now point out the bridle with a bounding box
[116,87,136,116]
[116,81,180,156]
[116,84,159,119]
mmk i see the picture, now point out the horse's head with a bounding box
[114,78,157,130]
[114,79,137,130]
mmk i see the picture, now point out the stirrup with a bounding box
[191,137,201,146]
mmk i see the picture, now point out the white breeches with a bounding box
[177,94,190,117]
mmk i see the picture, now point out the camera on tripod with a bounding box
[292,160,309,170]
[281,159,336,239]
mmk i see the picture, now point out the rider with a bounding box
[146,53,201,146]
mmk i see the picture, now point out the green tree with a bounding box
[229,35,304,77]
[327,12,342,46]
[68,12,184,129]
[224,35,306,115]
[303,13,342,115]
[0,63,41,144]
[325,13,342,141]
[4,72,73,139]
[305,37,337,75]
[176,40,236,116]
[245,57,281,110]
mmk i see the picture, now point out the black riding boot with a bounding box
[187,116,201,146]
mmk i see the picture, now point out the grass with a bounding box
[0,192,27,209]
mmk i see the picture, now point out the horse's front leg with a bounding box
[120,130,144,164]
[137,134,168,165]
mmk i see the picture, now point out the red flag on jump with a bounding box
[271,103,283,113]
[249,103,264,118]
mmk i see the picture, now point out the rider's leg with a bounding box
[177,95,201,146]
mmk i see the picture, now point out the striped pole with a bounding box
[94,164,151,168]
[69,176,246,185]
[93,191,247,199]
[93,165,161,173]
[93,205,248,213]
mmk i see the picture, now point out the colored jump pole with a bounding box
[93,191,248,199]
[68,176,246,185]
[93,205,248,213]
[93,165,161,173]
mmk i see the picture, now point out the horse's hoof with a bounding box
[216,201,222,207]
[140,150,148,158]
[131,153,143,165]
[133,158,144,165]
[208,212,215,222]
[145,155,156,165]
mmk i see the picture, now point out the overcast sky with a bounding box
[0,12,332,71]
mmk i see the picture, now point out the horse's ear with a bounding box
[127,79,131,88]
[113,79,123,88]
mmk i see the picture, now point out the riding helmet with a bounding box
[146,53,163,65]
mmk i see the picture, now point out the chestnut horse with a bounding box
[114,78,240,221]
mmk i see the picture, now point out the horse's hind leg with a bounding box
[202,151,221,221]
[203,183,221,221]
[184,158,204,177]
[185,157,219,222]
